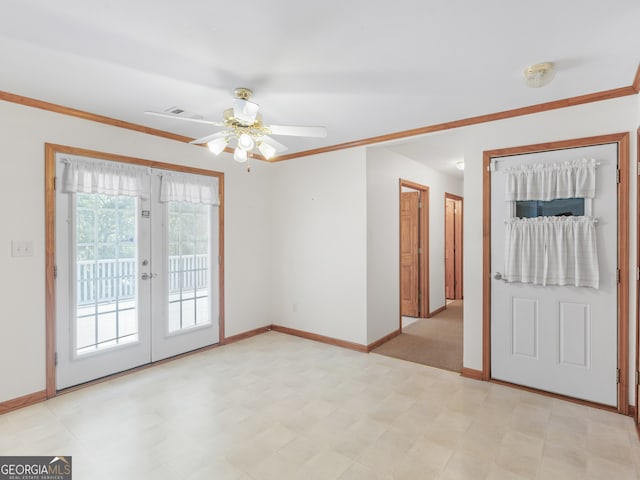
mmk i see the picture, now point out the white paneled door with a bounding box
[56,156,220,389]
[490,143,618,406]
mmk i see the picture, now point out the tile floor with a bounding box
[0,331,638,479]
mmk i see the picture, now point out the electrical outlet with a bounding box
[11,240,33,257]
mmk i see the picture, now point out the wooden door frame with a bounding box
[445,193,464,300]
[399,179,429,330]
[636,127,640,428]
[44,143,225,398]
[482,132,629,415]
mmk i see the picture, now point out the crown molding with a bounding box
[1,63,639,162]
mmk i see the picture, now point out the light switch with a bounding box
[12,240,34,257]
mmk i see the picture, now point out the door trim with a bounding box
[399,179,429,330]
[482,132,629,414]
[45,143,225,398]
[636,127,640,428]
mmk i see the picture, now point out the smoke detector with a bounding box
[523,62,555,88]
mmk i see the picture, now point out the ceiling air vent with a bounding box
[162,106,203,120]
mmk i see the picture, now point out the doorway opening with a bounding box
[45,144,225,396]
[482,133,629,414]
[373,179,463,373]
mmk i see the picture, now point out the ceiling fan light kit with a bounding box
[233,147,248,163]
[207,136,229,155]
[145,87,327,165]
[523,62,555,88]
[257,141,277,160]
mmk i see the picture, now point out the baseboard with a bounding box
[270,324,368,353]
[460,368,483,381]
[0,390,47,415]
[428,305,446,317]
[628,405,636,418]
[367,329,401,352]
[223,326,271,345]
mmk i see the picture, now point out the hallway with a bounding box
[373,300,463,372]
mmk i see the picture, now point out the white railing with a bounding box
[77,254,208,305]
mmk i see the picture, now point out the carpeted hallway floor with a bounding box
[372,300,463,372]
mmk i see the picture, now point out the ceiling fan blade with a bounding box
[144,110,224,126]
[190,131,228,145]
[266,124,327,138]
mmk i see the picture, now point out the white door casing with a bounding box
[490,143,618,406]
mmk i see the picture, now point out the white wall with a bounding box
[366,147,463,344]
[460,95,638,403]
[2,93,638,406]
[269,149,368,345]
[0,100,272,403]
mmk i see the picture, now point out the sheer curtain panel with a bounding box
[505,158,597,201]
[61,157,150,197]
[159,171,219,205]
[504,216,599,288]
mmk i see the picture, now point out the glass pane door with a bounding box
[75,193,139,354]
[167,201,211,333]
[56,158,220,388]
[55,158,152,389]
[150,172,219,362]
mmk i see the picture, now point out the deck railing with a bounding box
[76,255,208,305]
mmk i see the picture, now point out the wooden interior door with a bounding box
[400,191,419,317]
[445,198,455,299]
[453,197,463,299]
[636,128,640,428]
[445,194,463,300]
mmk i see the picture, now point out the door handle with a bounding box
[140,273,157,280]
[493,272,503,280]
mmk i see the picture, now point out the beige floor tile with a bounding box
[455,423,504,462]
[440,451,492,480]
[537,456,586,480]
[433,408,475,432]
[297,449,353,480]
[336,461,393,480]
[405,438,454,473]
[542,439,589,471]
[0,332,638,480]
[493,449,539,479]
[485,463,532,480]
[587,456,637,480]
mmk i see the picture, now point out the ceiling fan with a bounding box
[145,88,327,162]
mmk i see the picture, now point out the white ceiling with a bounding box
[1,0,639,175]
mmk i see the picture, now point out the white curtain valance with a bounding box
[503,216,598,289]
[159,172,219,205]
[61,157,150,197]
[505,158,597,201]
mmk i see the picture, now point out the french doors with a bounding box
[490,143,618,406]
[55,155,220,389]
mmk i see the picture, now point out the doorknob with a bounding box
[140,273,157,280]
[493,272,503,280]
